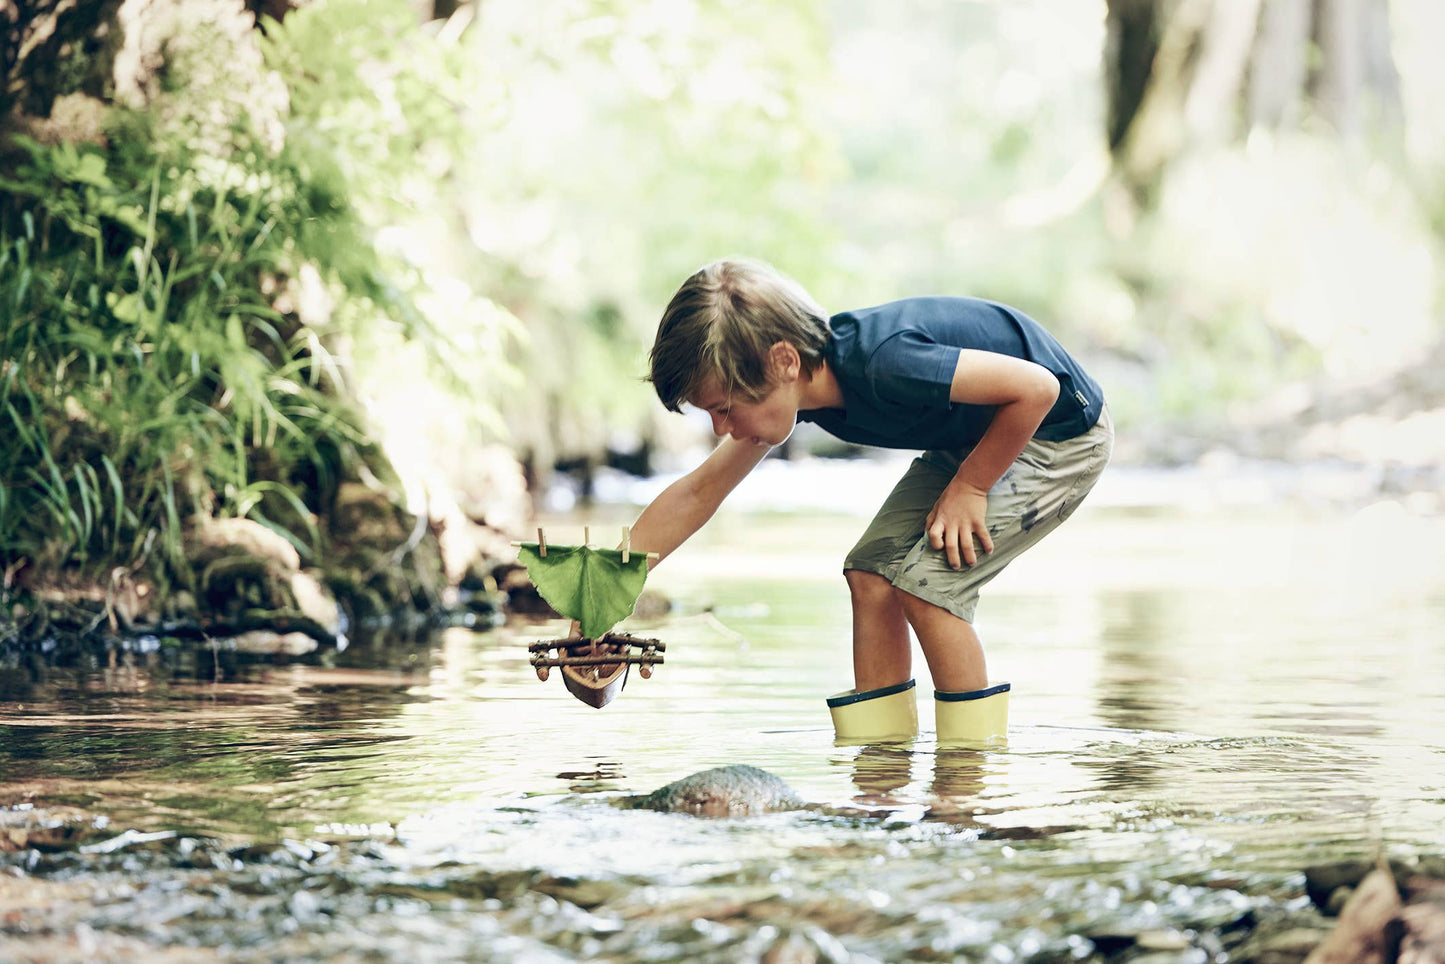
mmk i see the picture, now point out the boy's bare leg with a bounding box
[897,591,988,693]
[845,569,912,691]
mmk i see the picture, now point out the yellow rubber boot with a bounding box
[826,680,919,744]
[934,683,1011,745]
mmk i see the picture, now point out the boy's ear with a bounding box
[768,341,801,381]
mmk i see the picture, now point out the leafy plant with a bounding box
[0,0,509,600]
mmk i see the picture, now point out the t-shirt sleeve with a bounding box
[865,329,959,409]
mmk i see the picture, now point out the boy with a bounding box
[629,258,1112,743]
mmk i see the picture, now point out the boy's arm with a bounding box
[928,349,1060,570]
[629,435,772,565]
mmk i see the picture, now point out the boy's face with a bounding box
[690,374,799,448]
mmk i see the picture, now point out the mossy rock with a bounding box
[628,765,806,817]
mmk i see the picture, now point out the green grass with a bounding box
[0,120,396,591]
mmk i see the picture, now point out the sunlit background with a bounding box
[5,3,1445,959]
[351,0,1445,519]
[6,0,1444,552]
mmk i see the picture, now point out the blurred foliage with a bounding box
[464,0,1445,451]
[5,0,1445,591]
[456,0,842,466]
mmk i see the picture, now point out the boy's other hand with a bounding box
[926,480,994,569]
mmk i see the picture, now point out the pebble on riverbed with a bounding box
[0,805,106,852]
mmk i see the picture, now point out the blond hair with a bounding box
[648,258,830,412]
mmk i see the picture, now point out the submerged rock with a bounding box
[634,765,805,817]
[219,630,318,655]
[0,805,106,852]
[1305,859,1413,912]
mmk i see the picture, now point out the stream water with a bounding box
[2,476,1444,962]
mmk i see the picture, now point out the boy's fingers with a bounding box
[960,530,976,568]
[944,529,962,570]
[978,527,994,555]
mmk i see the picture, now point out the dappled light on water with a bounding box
[2,504,1444,959]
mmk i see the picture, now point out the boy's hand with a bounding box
[926,480,993,569]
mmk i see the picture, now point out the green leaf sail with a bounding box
[516,544,649,640]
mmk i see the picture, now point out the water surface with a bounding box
[2,489,1443,961]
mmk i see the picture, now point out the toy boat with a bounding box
[514,527,664,708]
[528,632,665,709]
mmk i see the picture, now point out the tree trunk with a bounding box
[1111,0,1211,201]
[1104,0,1169,152]
[1183,0,1261,144]
[1312,0,1401,139]
[1106,0,1404,200]
[1248,0,1310,129]
[1314,0,1365,138]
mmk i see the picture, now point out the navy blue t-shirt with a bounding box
[796,297,1103,451]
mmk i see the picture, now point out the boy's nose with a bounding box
[710,412,729,436]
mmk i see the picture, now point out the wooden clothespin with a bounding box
[538,526,547,558]
[622,525,631,564]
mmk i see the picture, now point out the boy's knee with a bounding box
[844,568,897,604]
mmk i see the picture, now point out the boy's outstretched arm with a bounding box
[629,436,772,565]
[928,349,1061,570]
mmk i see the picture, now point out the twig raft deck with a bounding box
[528,632,664,708]
[509,542,658,561]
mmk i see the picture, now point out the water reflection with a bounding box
[847,743,915,800]
[1097,589,1178,734]
[556,759,627,793]
[842,744,991,809]
[929,747,989,801]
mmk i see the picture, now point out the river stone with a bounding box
[1305,859,1411,912]
[189,517,301,574]
[761,933,818,964]
[636,765,805,817]
[289,571,341,637]
[1400,902,1445,964]
[0,806,103,852]
[1304,867,1402,964]
[1137,929,1194,951]
[1130,952,1208,964]
[222,630,318,655]
[1232,926,1332,964]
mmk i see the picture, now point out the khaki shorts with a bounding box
[843,406,1113,622]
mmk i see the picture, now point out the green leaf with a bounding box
[100,454,125,548]
[72,152,111,188]
[108,291,142,323]
[516,543,649,640]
